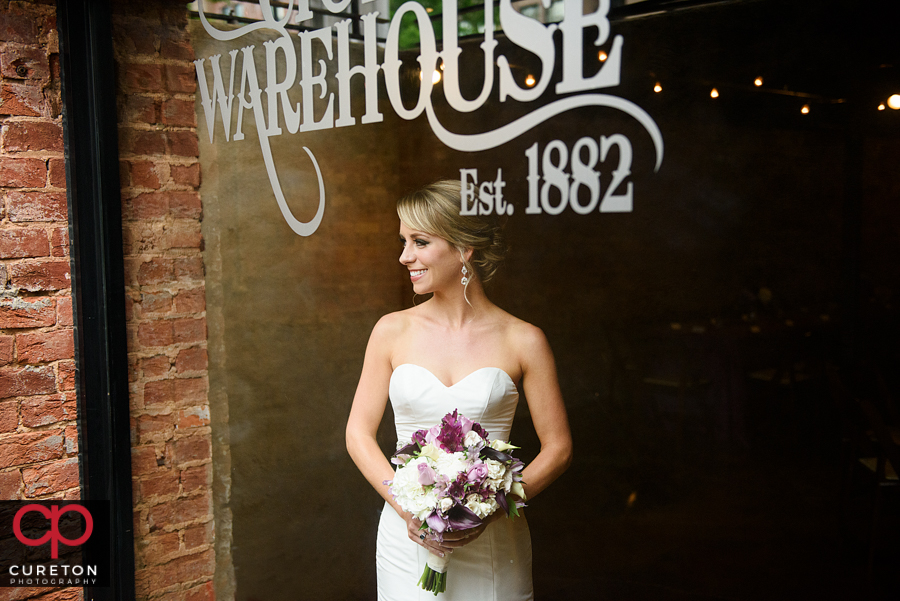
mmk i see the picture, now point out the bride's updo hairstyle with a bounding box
[397,180,507,284]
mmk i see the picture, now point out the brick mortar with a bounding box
[119,128,198,137]
[0,151,65,158]
[119,91,197,101]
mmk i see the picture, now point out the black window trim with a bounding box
[57,0,137,598]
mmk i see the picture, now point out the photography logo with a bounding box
[1,501,110,587]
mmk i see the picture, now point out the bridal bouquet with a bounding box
[385,410,526,595]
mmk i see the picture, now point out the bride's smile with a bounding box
[399,222,466,294]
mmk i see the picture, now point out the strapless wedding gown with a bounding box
[377,363,534,601]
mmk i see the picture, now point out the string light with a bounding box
[888,94,900,110]
[801,104,810,114]
[525,74,536,87]
[420,70,442,84]
[710,88,719,98]
[598,50,608,62]
[754,77,763,87]
[878,103,886,111]
[653,82,662,93]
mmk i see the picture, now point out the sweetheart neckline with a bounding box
[392,363,517,390]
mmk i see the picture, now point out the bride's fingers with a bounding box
[441,525,486,547]
[410,531,451,556]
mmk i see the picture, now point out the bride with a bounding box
[346,180,573,600]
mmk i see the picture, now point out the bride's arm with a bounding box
[346,316,397,506]
[516,324,573,500]
[345,315,452,557]
[441,324,572,548]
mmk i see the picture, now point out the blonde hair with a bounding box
[397,180,507,283]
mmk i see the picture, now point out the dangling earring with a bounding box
[460,265,469,286]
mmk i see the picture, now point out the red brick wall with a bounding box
[112,1,215,599]
[4,0,215,599]
[0,1,81,600]
[0,0,78,505]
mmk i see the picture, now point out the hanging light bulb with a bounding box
[888,94,900,110]
[598,50,608,62]
[754,77,763,87]
[419,69,442,84]
[710,88,719,98]
[525,74,536,87]
[878,103,886,111]
[801,104,810,114]
[653,82,662,93]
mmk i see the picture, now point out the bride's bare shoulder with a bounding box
[365,310,417,366]
[372,309,412,335]
[494,310,547,348]
[370,306,427,342]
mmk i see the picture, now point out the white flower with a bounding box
[439,497,453,513]
[489,440,518,452]
[463,430,484,448]
[403,488,438,520]
[510,481,526,500]
[419,443,441,462]
[435,451,468,479]
[485,459,504,480]
[502,469,514,492]
[464,494,499,518]
[391,458,439,520]
[392,457,428,491]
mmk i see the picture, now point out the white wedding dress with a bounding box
[377,363,534,601]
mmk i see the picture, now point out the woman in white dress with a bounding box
[346,180,573,600]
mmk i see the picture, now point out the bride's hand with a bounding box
[406,516,451,557]
[440,511,503,548]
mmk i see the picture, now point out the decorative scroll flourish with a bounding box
[197,0,294,41]
[425,94,664,172]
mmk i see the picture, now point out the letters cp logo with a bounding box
[13,504,94,559]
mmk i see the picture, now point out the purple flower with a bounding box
[426,511,448,534]
[424,424,443,448]
[412,429,428,446]
[458,413,475,436]
[466,463,489,484]
[496,490,509,514]
[437,411,463,452]
[433,473,450,491]
[480,446,513,463]
[394,441,419,458]
[447,503,482,530]
[417,462,437,486]
[447,478,466,500]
